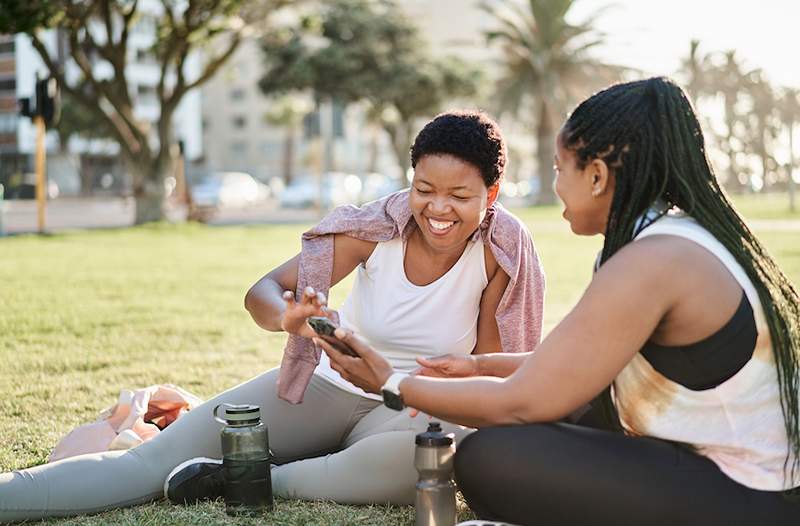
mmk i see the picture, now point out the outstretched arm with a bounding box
[244,234,375,337]
[319,238,679,428]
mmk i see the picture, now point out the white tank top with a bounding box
[316,237,488,399]
[613,211,799,490]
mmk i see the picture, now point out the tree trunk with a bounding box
[283,125,295,185]
[129,155,168,224]
[536,100,557,205]
[389,122,413,185]
[789,122,796,212]
[367,127,380,174]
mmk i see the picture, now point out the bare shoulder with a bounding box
[593,234,737,308]
[333,234,378,264]
[483,243,506,282]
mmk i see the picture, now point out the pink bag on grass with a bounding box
[49,384,202,462]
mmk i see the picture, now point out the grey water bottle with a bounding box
[213,403,273,515]
[415,422,457,526]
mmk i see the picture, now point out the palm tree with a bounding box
[680,40,713,104]
[705,51,751,191]
[778,88,800,211]
[482,0,624,204]
[743,71,779,193]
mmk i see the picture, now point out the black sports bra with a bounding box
[640,291,757,391]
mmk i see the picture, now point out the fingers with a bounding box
[285,287,327,317]
[300,286,327,308]
[333,328,371,359]
[282,290,295,305]
[409,408,419,417]
[314,337,354,367]
[416,355,451,367]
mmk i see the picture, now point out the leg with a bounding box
[454,423,800,526]
[0,368,364,521]
[272,406,472,505]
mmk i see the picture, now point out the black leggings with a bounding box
[454,423,800,526]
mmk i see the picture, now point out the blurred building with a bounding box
[0,0,203,197]
[200,39,289,182]
[200,37,390,185]
[200,1,495,188]
[0,35,23,183]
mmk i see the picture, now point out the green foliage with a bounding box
[481,0,624,204]
[0,0,60,33]
[258,0,481,172]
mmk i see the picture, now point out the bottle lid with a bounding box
[221,404,261,424]
[415,422,454,447]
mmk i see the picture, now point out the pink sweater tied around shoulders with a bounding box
[276,190,546,403]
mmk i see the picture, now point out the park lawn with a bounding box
[0,201,797,525]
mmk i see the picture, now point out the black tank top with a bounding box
[640,291,757,391]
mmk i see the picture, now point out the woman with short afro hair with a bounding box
[0,110,545,520]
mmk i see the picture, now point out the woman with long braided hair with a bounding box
[318,77,800,525]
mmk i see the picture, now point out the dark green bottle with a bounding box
[213,403,273,516]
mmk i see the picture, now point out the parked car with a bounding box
[191,172,270,212]
[4,173,60,199]
[359,173,404,203]
[279,176,318,209]
[280,172,363,209]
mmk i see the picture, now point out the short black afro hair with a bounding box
[410,110,506,187]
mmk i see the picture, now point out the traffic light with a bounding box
[35,77,60,126]
[17,76,60,126]
[18,97,32,118]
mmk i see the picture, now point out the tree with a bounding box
[263,95,313,184]
[778,88,799,211]
[482,0,624,204]
[1,0,287,223]
[743,71,780,192]
[258,0,481,178]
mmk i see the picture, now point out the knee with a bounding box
[454,427,497,495]
[454,424,562,492]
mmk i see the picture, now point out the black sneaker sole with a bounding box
[164,457,225,505]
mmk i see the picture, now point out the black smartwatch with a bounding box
[381,373,408,411]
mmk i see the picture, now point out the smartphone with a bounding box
[307,316,359,357]
[308,316,338,337]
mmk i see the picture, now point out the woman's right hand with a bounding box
[281,286,328,339]
[414,354,480,378]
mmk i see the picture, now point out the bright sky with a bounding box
[570,0,800,88]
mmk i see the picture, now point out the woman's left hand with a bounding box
[314,329,394,395]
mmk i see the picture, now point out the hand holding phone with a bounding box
[307,316,359,357]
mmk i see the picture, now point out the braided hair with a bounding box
[561,77,800,483]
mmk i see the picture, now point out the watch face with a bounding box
[382,389,405,411]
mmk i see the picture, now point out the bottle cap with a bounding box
[214,403,261,425]
[415,422,454,447]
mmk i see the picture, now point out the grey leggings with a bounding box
[0,368,471,522]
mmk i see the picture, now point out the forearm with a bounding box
[244,278,287,332]
[399,375,533,428]
[475,351,533,378]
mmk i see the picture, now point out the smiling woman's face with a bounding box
[409,154,498,253]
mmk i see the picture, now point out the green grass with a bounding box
[0,200,798,525]
[729,191,800,221]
